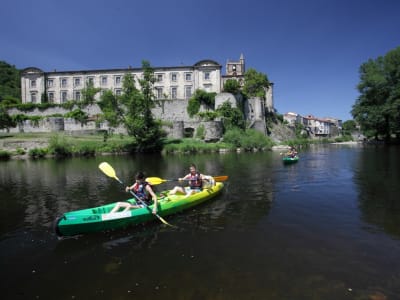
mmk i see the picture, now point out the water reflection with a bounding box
[354,146,400,237]
[2,147,400,299]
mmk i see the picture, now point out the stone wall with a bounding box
[2,93,268,139]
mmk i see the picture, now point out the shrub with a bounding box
[0,150,11,160]
[28,148,48,158]
[48,134,72,157]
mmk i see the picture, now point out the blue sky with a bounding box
[1,0,399,121]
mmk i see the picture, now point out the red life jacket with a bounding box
[133,182,151,203]
[188,172,202,189]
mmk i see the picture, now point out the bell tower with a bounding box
[226,53,245,77]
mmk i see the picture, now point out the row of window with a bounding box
[29,86,194,103]
[29,71,212,89]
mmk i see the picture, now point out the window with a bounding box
[185,73,192,81]
[156,74,163,82]
[87,77,94,85]
[48,92,54,103]
[204,72,210,80]
[74,91,81,101]
[185,86,192,99]
[31,80,36,88]
[61,78,67,88]
[47,79,54,88]
[115,89,122,96]
[101,76,107,86]
[61,91,68,103]
[171,87,177,99]
[74,77,81,87]
[31,92,37,103]
[155,87,163,99]
[171,73,178,82]
[115,76,121,85]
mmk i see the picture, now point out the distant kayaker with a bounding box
[169,163,214,195]
[286,146,298,158]
[110,171,158,214]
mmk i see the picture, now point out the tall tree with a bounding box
[122,61,163,150]
[242,68,270,99]
[0,61,21,104]
[352,46,400,141]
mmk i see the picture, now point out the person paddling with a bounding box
[110,171,158,214]
[169,163,213,195]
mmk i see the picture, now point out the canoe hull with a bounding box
[282,156,299,164]
[55,182,224,237]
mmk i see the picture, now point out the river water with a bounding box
[1,144,400,299]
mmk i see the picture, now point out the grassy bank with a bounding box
[0,132,136,159]
[0,129,275,160]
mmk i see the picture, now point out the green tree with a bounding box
[0,106,16,130]
[81,81,101,105]
[216,101,246,130]
[0,61,21,104]
[122,61,163,150]
[223,79,241,94]
[242,68,270,99]
[98,90,124,128]
[352,47,400,141]
[187,89,216,117]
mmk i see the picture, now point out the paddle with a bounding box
[146,175,229,186]
[98,162,175,228]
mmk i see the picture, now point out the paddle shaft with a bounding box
[99,162,174,227]
[146,175,228,185]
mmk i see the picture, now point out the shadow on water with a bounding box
[354,145,400,238]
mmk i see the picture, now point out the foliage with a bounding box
[195,124,205,139]
[11,114,28,123]
[0,150,11,160]
[187,97,201,117]
[81,81,101,106]
[0,61,21,104]
[223,79,241,94]
[64,109,88,124]
[342,120,357,136]
[223,128,273,150]
[222,127,243,147]
[187,90,216,117]
[98,90,124,128]
[216,101,246,130]
[197,111,218,121]
[122,61,163,150]
[0,106,16,129]
[162,138,228,154]
[28,148,48,158]
[48,134,72,157]
[242,68,270,99]
[352,46,400,141]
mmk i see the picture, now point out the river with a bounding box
[1,144,400,299]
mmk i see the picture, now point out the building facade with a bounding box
[20,59,230,104]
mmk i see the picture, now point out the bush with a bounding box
[48,134,72,157]
[223,128,273,150]
[28,148,48,158]
[0,150,11,160]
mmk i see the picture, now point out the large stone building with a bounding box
[15,55,275,139]
[21,56,250,104]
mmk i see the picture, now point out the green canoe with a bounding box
[282,156,299,164]
[54,182,224,237]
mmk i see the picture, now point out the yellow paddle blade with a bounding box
[146,177,168,185]
[99,162,121,182]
